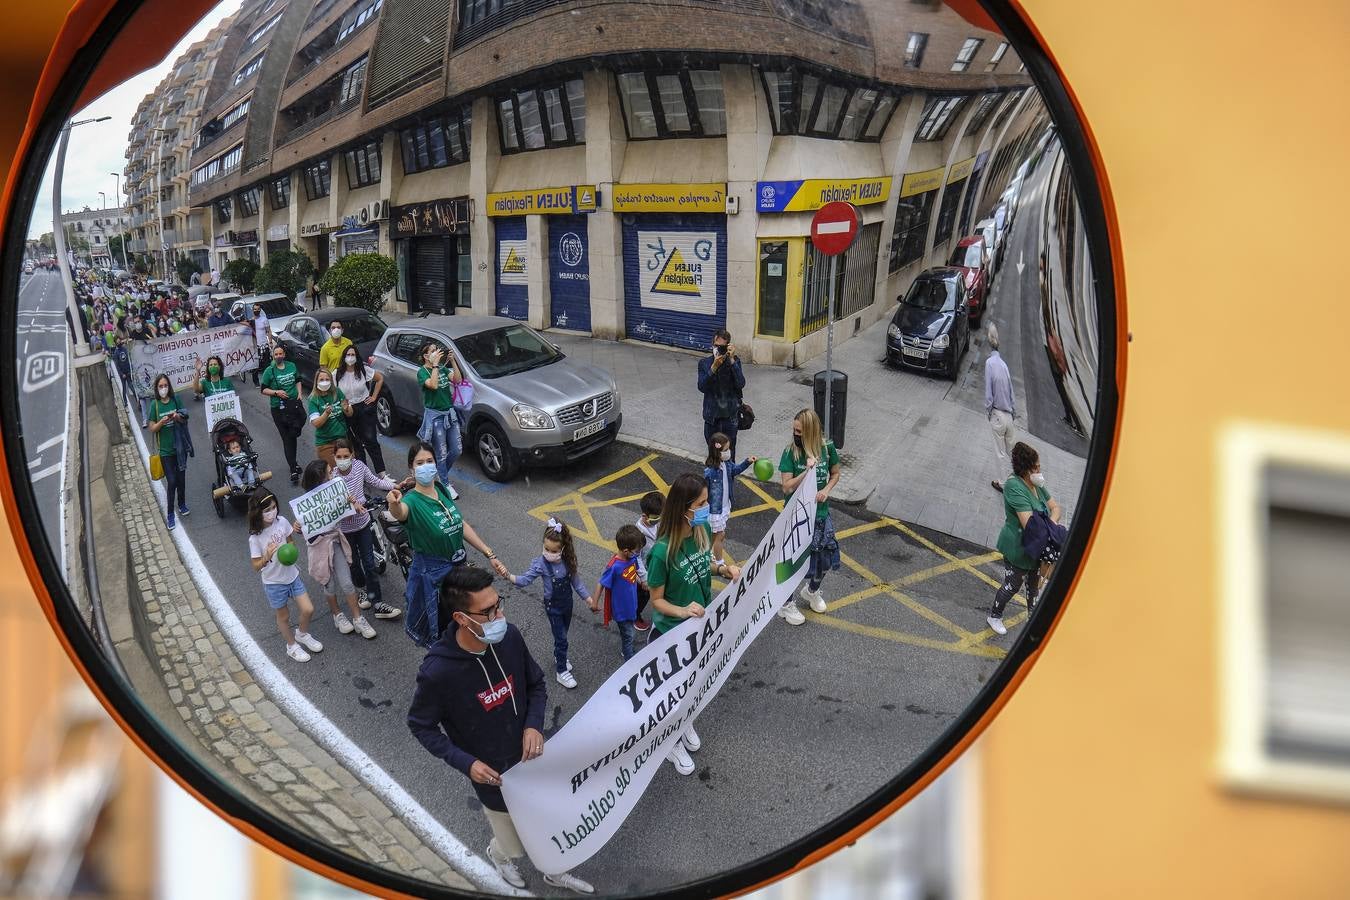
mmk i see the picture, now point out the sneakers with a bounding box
[486,843,525,890]
[333,613,355,635]
[566,658,573,673]
[543,872,596,895]
[634,617,651,632]
[178,504,190,516]
[294,630,324,653]
[556,669,578,689]
[353,616,376,639]
[448,482,460,500]
[987,615,1007,635]
[669,741,696,775]
[290,466,301,485]
[991,480,1004,493]
[681,724,701,752]
[286,643,311,662]
[800,585,827,614]
[166,513,176,531]
[355,588,369,608]
[778,601,806,626]
[372,602,402,620]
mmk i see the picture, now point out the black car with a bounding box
[886,267,971,380]
[276,308,389,385]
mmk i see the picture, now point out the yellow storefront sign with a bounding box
[611,183,726,213]
[900,167,946,198]
[947,157,976,184]
[486,185,597,217]
[774,177,892,212]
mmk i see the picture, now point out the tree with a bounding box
[223,257,260,293]
[175,252,202,286]
[107,234,128,268]
[255,246,315,299]
[317,252,398,314]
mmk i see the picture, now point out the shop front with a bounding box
[613,183,726,350]
[212,229,259,268]
[298,220,334,275]
[265,223,289,259]
[390,197,472,315]
[486,185,597,324]
[958,150,990,238]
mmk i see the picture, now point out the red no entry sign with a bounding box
[810,201,861,256]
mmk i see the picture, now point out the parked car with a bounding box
[886,268,971,380]
[22,261,33,275]
[371,315,622,482]
[975,217,1001,271]
[229,293,303,333]
[948,236,990,323]
[275,308,388,386]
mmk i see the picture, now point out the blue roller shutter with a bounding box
[547,215,591,332]
[622,213,727,350]
[493,217,528,320]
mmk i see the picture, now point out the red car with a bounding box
[948,236,990,324]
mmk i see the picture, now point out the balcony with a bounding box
[162,230,179,246]
[129,238,148,252]
[182,225,206,243]
[275,95,360,148]
[159,200,175,216]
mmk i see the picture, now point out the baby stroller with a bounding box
[209,418,272,517]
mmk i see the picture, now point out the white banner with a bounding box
[637,230,719,316]
[128,323,256,399]
[501,477,818,874]
[498,239,528,286]
[288,477,354,540]
[204,391,242,432]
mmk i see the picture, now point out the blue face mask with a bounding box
[691,503,711,526]
[414,462,438,486]
[475,616,508,644]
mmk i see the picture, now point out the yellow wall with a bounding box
[980,2,1350,898]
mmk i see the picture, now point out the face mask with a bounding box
[316,380,331,392]
[471,615,508,645]
[719,449,731,461]
[793,434,804,450]
[262,508,277,524]
[414,462,438,486]
[345,354,357,366]
[690,503,711,526]
[335,458,353,473]
[158,386,170,399]
[331,328,343,338]
[1030,472,1047,487]
[543,550,563,563]
[208,365,220,376]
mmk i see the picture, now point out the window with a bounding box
[967,93,1003,133]
[246,11,283,46]
[991,89,1023,131]
[951,38,984,72]
[496,78,585,154]
[215,198,232,224]
[758,69,899,142]
[889,189,936,272]
[986,41,1009,72]
[399,105,471,173]
[233,54,264,86]
[344,140,382,188]
[933,177,965,246]
[190,144,243,186]
[457,0,569,39]
[337,0,383,41]
[802,221,881,332]
[303,158,331,200]
[339,59,367,106]
[236,187,261,218]
[220,98,251,131]
[269,176,290,210]
[904,33,928,68]
[615,70,726,139]
[915,96,966,142]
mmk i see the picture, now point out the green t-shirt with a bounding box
[401,484,465,560]
[779,440,840,520]
[149,396,182,456]
[201,376,234,396]
[995,477,1051,571]
[260,361,300,409]
[417,365,454,412]
[306,389,348,444]
[647,523,714,634]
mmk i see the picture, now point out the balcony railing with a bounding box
[162,230,178,246]
[275,96,360,147]
[182,225,205,243]
[129,238,148,252]
[160,200,176,216]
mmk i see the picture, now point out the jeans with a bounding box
[405,551,456,647]
[616,620,636,660]
[418,409,461,485]
[545,597,573,674]
[253,346,268,385]
[139,395,152,425]
[703,416,739,460]
[349,402,386,474]
[344,521,381,605]
[161,452,186,516]
[270,406,303,474]
[225,463,257,489]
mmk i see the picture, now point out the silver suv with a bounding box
[370,315,622,481]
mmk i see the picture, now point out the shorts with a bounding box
[709,512,730,534]
[263,576,308,610]
[321,546,356,598]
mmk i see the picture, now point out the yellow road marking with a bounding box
[839,551,975,641]
[811,614,1007,660]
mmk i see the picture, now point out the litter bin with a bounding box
[812,370,848,449]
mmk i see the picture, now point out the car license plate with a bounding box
[902,346,927,359]
[573,419,606,441]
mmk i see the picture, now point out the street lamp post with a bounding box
[98,191,106,268]
[110,172,129,271]
[52,115,111,357]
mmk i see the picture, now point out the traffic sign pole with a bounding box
[825,254,838,445]
[809,201,861,449]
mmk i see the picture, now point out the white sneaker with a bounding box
[800,585,827,613]
[353,616,376,639]
[294,630,324,653]
[987,615,1007,635]
[681,724,701,752]
[566,658,573,672]
[669,741,696,775]
[556,669,578,689]
[448,482,460,500]
[544,872,596,895]
[285,643,311,662]
[778,602,806,626]
[333,613,354,634]
[486,843,525,889]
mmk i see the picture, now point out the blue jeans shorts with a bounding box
[264,576,308,610]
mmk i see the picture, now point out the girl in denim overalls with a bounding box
[502,519,594,690]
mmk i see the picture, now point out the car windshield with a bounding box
[259,299,294,317]
[904,279,957,313]
[336,316,386,344]
[955,245,983,268]
[454,324,563,378]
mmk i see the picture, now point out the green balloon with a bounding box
[275,542,299,566]
[754,458,775,481]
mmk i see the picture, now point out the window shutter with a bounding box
[366,0,450,109]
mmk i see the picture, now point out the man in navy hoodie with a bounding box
[408,566,595,894]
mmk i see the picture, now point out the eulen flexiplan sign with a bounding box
[203,391,242,432]
[288,476,355,540]
[128,323,257,399]
[501,476,818,875]
[638,231,718,316]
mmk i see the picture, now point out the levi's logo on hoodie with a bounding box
[478,675,515,712]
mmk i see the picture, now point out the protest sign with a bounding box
[129,323,256,398]
[500,476,818,874]
[288,477,355,540]
[203,391,242,432]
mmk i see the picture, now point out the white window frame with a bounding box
[1218,421,1350,804]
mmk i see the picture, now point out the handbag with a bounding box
[148,453,164,481]
[452,378,475,411]
[737,402,755,431]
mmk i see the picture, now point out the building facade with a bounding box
[57,206,130,268]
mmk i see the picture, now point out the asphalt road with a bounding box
[15,267,71,566]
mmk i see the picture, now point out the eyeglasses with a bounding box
[463,598,506,621]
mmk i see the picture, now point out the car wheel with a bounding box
[474,421,519,482]
[375,393,400,436]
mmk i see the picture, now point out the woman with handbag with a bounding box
[336,348,387,478]
[259,342,306,484]
[987,441,1063,636]
[147,373,191,531]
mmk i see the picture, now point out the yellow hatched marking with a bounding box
[886,518,1003,590]
[811,615,1006,660]
[839,551,974,641]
